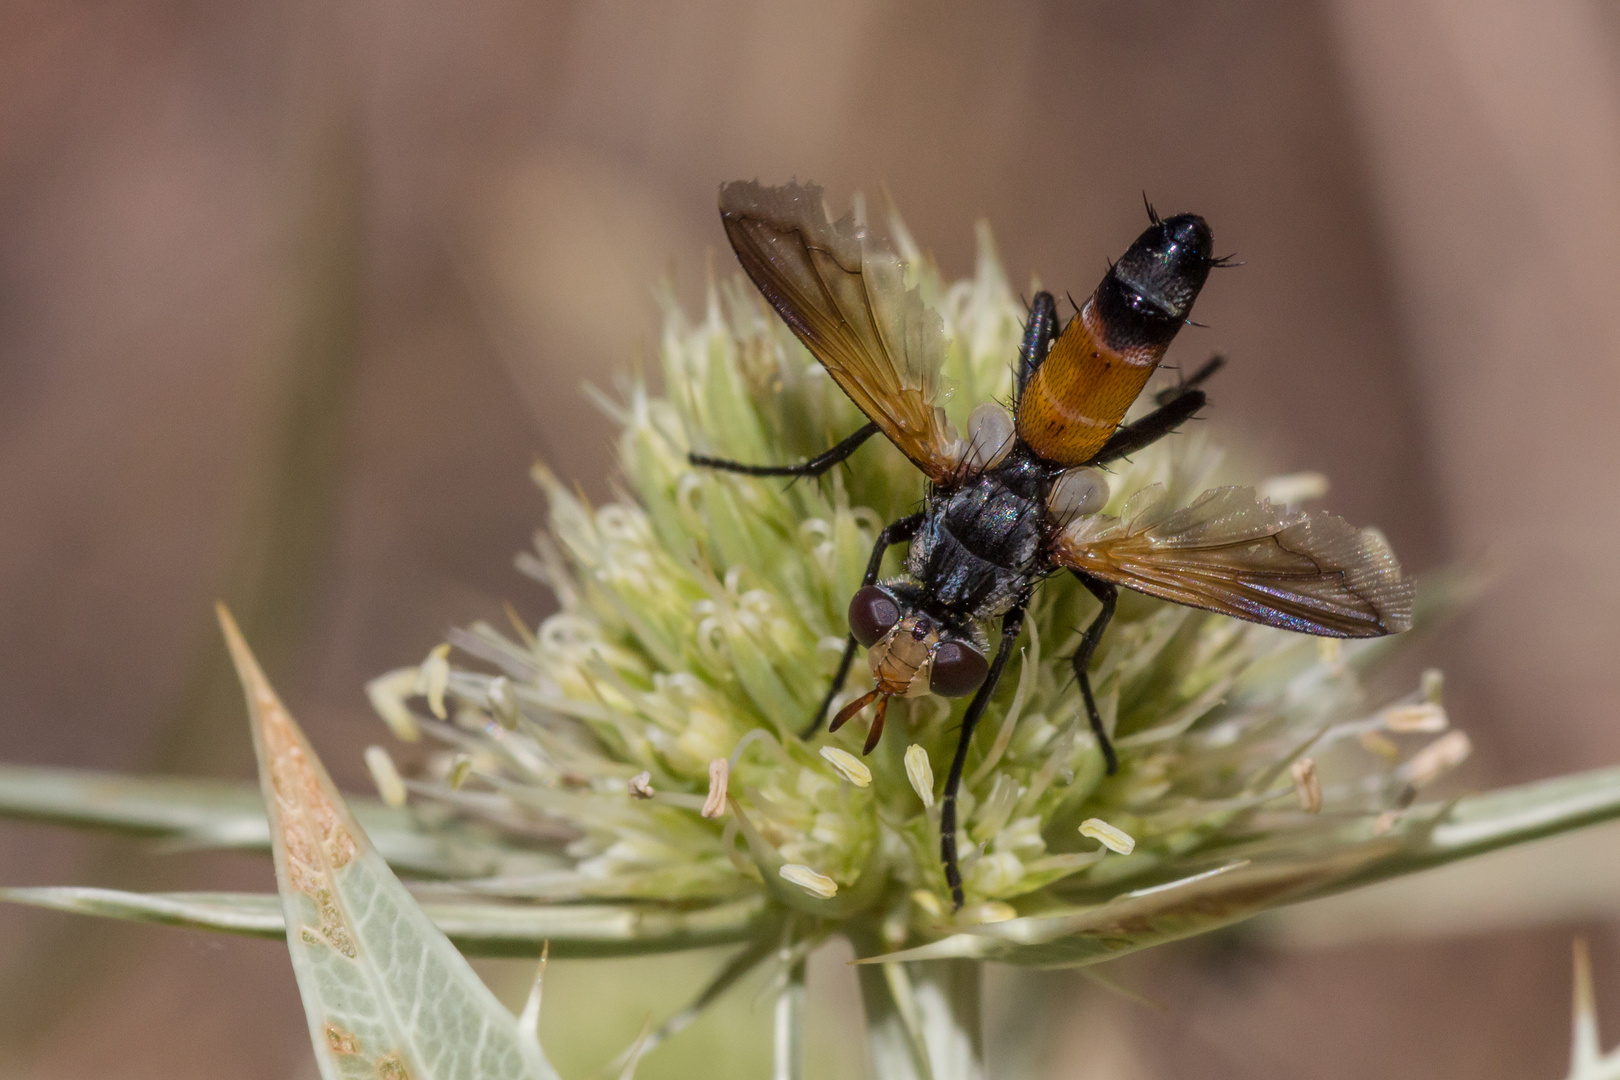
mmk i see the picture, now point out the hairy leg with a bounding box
[940,601,1027,909]
[689,421,880,478]
[1015,292,1060,403]
[1069,572,1119,774]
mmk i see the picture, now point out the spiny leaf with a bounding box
[0,764,500,878]
[1260,820,1620,948]
[218,603,558,1080]
[864,851,1386,967]
[864,763,1620,967]
[0,886,767,959]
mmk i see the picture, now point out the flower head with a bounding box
[370,213,1473,958]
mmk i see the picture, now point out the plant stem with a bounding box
[773,944,807,1080]
[857,948,986,1080]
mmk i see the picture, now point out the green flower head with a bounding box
[369,201,1481,962]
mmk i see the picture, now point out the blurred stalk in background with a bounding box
[0,24,364,1070]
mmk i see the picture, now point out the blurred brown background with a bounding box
[3,1,1619,1077]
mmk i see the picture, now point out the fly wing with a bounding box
[720,180,961,482]
[1052,486,1413,637]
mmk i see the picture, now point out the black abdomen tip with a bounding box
[1094,213,1214,351]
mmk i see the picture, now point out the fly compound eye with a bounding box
[928,640,989,698]
[1047,467,1110,523]
[848,586,901,647]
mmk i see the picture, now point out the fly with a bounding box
[690,181,1413,908]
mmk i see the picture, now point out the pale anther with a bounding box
[364,745,407,808]
[1401,731,1472,787]
[366,668,421,742]
[1291,756,1322,813]
[1080,817,1135,855]
[1360,730,1400,760]
[958,901,1017,925]
[779,863,837,899]
[628,771,656,799]
[904,744,935,807]
[701,758,729,818]
[820,746,872,787]
[417,643,452,720]
[487,675,519,729]
[1383,702,1447,733]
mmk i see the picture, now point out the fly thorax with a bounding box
[906,474,1044,619]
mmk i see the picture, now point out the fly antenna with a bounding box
[1141,192,1161,226]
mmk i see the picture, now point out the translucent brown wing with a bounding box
[1052,486,1413,637]
[719,180,961,482]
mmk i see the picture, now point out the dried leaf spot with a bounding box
[313,888,358,959]
[324,1023,362,1056]
[325,822,357,868]
[323,924,358,958]
[376,1052,412,1079]
[265,731,357,880]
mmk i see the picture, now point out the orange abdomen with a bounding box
[1015,302,1165,466]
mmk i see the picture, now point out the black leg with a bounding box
[1154,353,1224,405]
[1087,390,1205,465]
[806,637,860,739]
[800,512,924,738]
[1015,292,1059,403]
[689,421,881,478]
[1069,572,1119,775]
[941,601,1027,909]
[1086,355,1224,466]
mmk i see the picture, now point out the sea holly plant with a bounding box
[215,605,575,1080]
[4,202,1620,1078]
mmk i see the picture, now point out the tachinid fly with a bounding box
[690,181,1413,908]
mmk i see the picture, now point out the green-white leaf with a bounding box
[0,886,768,958]
[0,763,511,879]
[865,764,1620,968]
[1261,821,1620,948]
[219,604,558,1080]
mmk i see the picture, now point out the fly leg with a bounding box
[1069,572,1119,775]
[689,421,880,477]
[1154,353,1225,406]
[802,512,924,739]
[1086,355,1224,465]
[1015,292,1059,402]
[940,601,1027,909]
